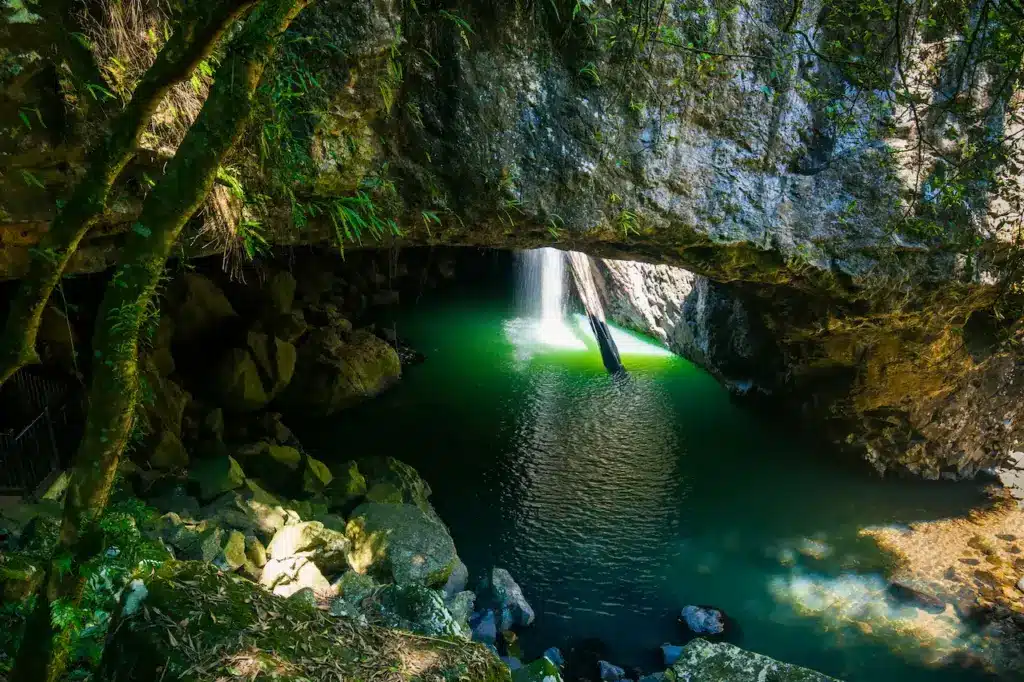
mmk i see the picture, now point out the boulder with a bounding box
[484,568,535,629]
[212,333,296,412]
[512,657,563,682]
[235,441,303,485]
[332,570,379,609]
[680,605,725,635]
[199,480,301,543]
[345,502,459,588]
[670,639,839,681]
[357,456,433,513]
[245,534,268,568]
[103,562,509,681]
[599,661,625,680]
[448,590,476,632]
[325,460,368,511]
[281,328,400,417]
[168,273,237,345]
[188,456,245,502]
[373,583,469,639]
[303,455,334,494]
[274,308,309,344]
[148,430,190,470]
[260,555,331,598]
[444,558,469,599]
[267,521,350,575]
[212,530,248,572]
[366,482,404,504]
[472,609,498,644]
[289,586,318,608]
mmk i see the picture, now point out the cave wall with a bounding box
[2,1,1022,478]
[593,256,1024,479]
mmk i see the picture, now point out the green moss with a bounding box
[103,561,509,681]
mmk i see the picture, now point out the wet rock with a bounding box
[345,502,459,588]
[680,604,725,635]
[281,328,400,417]
[670,639,838,681]
[887,581,946,614]
[661,643,683,665]
[188,455,245,502]
[598,660,625,680]
[471,609,498,644]
[482,568,535,629]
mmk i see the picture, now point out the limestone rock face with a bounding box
[591,255,1024,478]
[282,329,400,417]
[669,640,839,681]
[345,502,459,588]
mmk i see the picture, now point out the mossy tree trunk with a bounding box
[0,0,255,389]
[10,1,310,680]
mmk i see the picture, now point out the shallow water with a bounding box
[300,281,1001,682]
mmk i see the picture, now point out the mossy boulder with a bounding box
[281,328,400,417]
[345,503,459,588]
[267,520,350,575]
[357,456,433,513]
[669,640,839,681]
[212,332,296,412]
[512,657,563,682]
[325,460,368,511]
[103,561,510,681]
[148,431,190,470]
[235,441,303,485]
[188,455,245,502]
[372,583,469,639]
[168,273,237,346]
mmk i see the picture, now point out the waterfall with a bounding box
[517,247,566,322]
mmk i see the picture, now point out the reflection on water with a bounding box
[299,290,1000,682]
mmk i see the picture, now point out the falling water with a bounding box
[516,247,566,322]
[510,247,670,357]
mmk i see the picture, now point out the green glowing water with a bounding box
[301,283,998,682]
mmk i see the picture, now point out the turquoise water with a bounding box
[301,280,999,682]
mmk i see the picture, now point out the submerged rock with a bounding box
[661,643,683,666]
[887,581,947,614]
[345,502,459,588]
[669,639,839,681]
[103,561,509,681]
[680,604,725,635]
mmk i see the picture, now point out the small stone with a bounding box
[680,605,725,635]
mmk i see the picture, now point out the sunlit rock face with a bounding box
[2,0,1021,477]
[591,256,1024,480]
